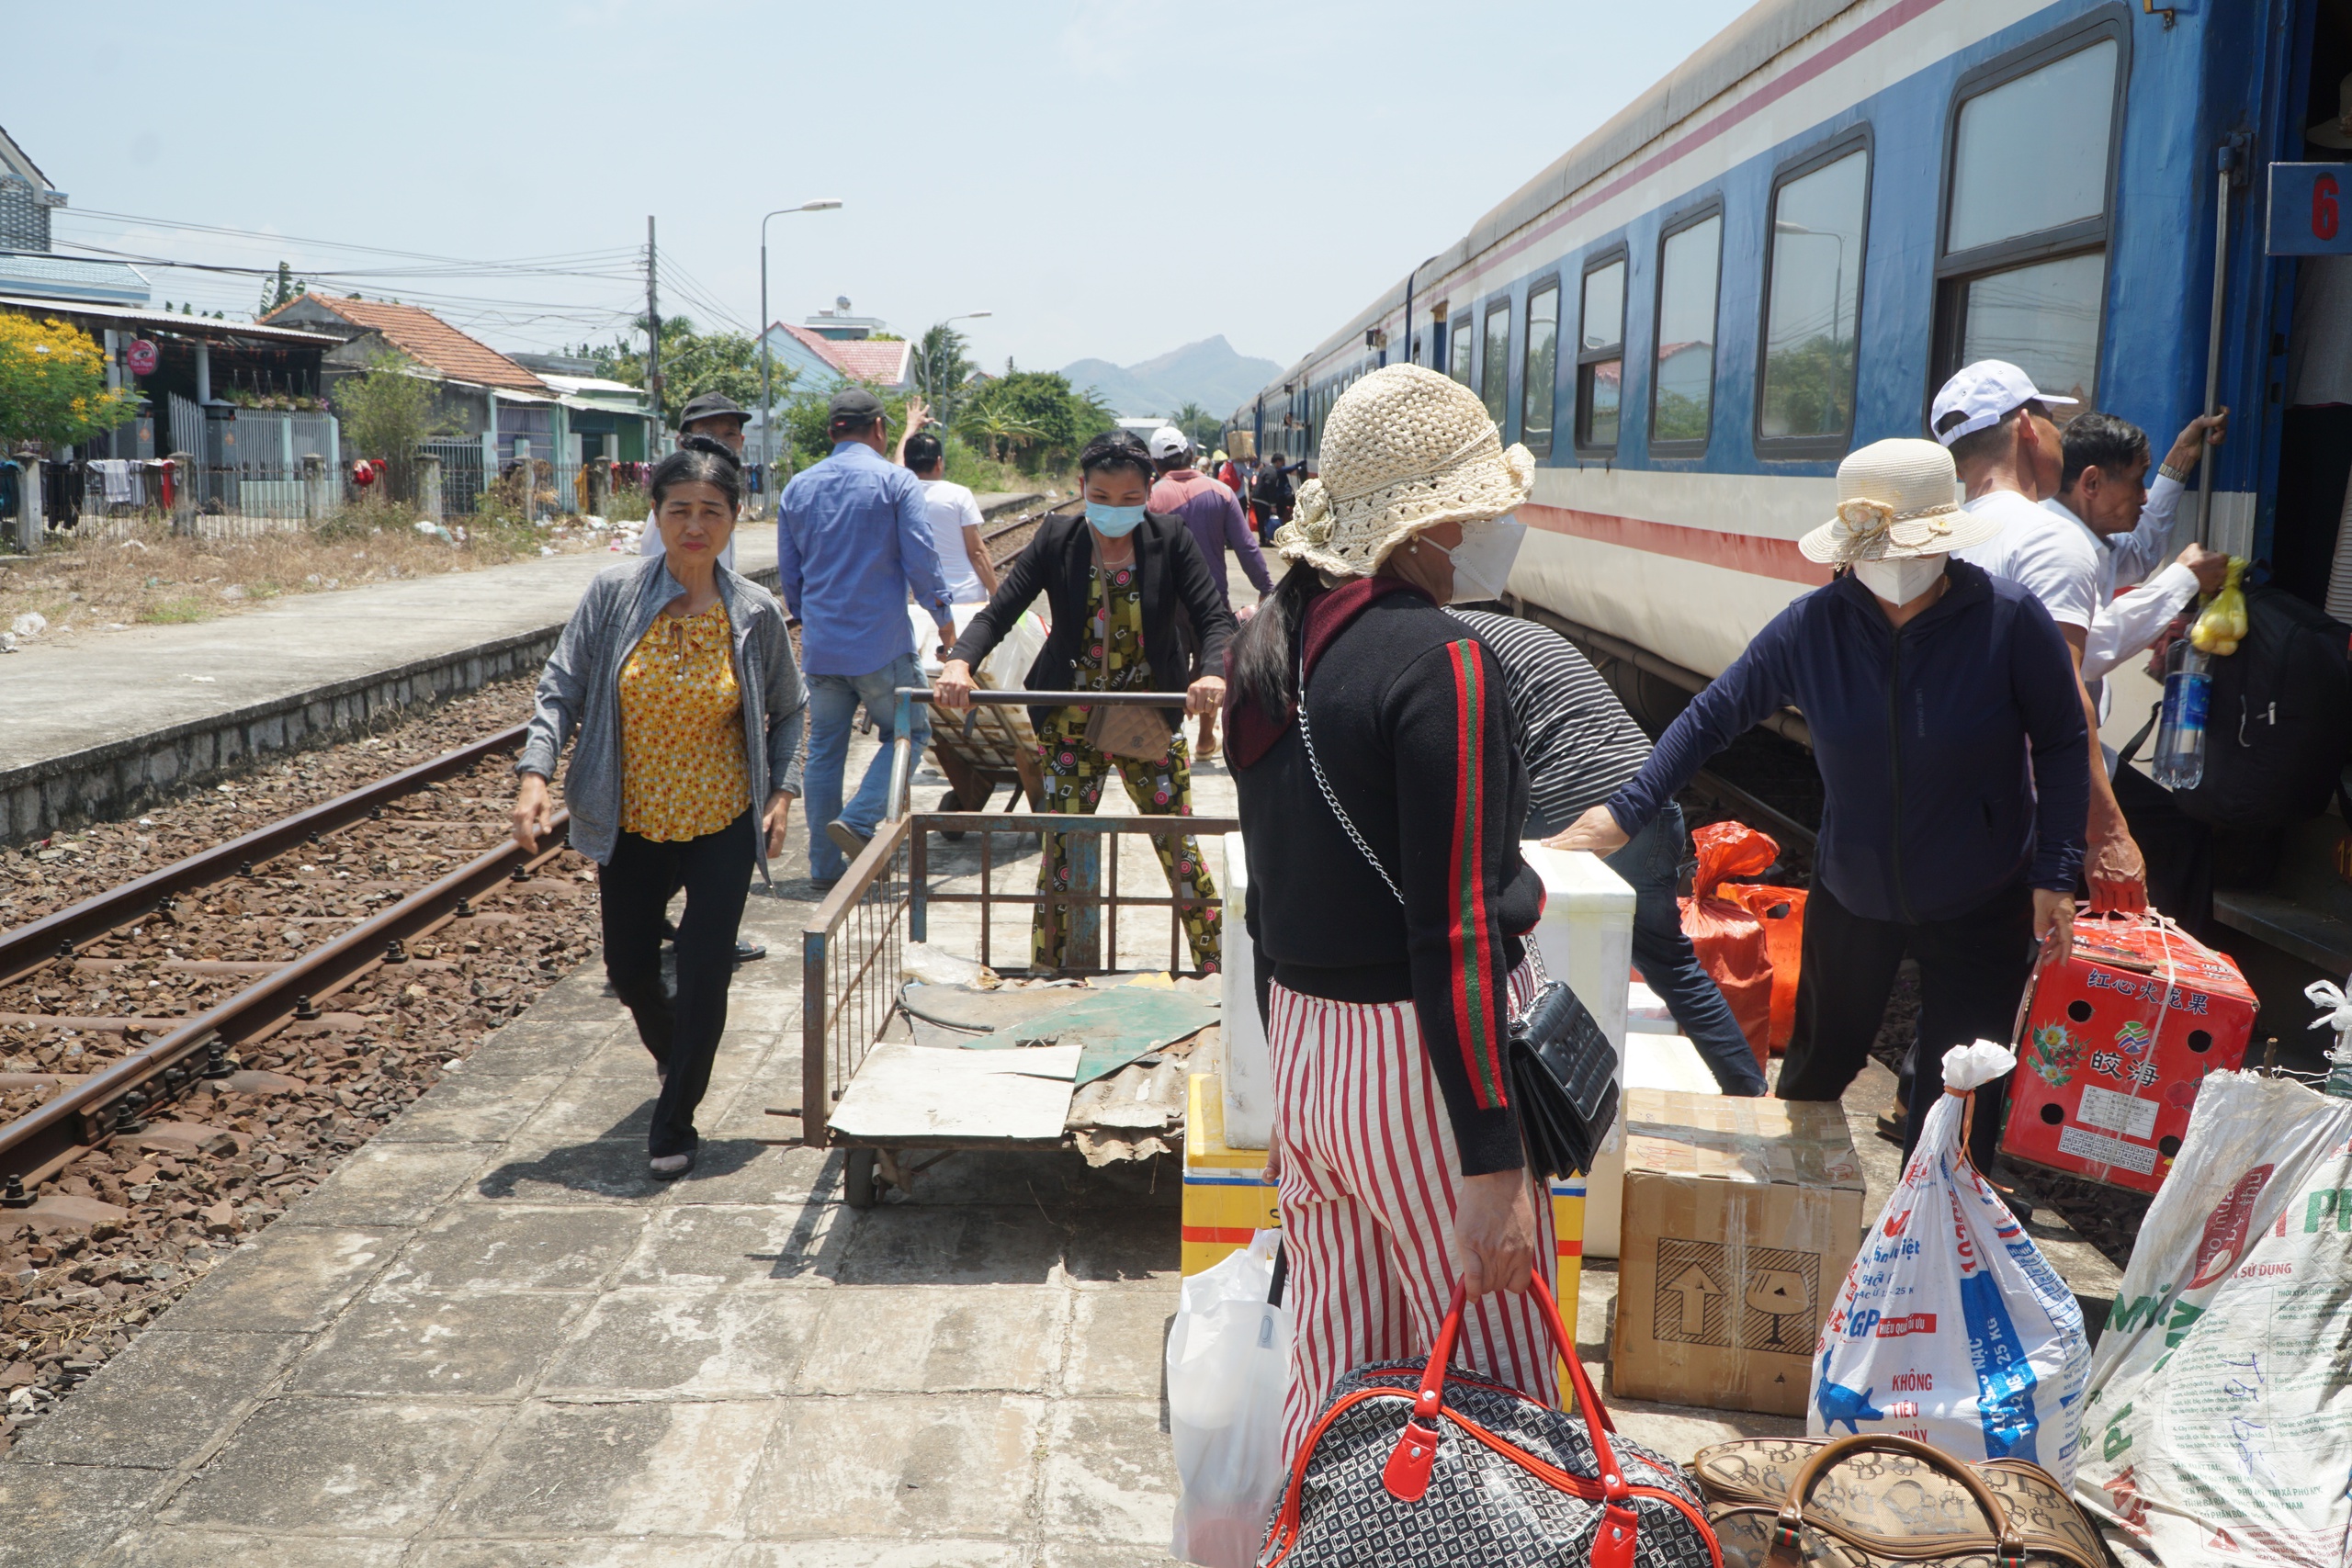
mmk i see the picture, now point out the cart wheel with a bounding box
[939,789,967,842]
[844,1148,878,1210]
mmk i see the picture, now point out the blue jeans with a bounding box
[1527,800,1769,1096]
[804,652,931,881]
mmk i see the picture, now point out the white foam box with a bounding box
[1217,831,1274,1150]
[1583,1032,1724,1259]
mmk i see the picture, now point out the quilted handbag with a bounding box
[1259,1269,1721,1568]
[1689,1435,2104,1568]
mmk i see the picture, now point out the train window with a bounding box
[1521,280,1559,457]
[1481,303,1510,425]
[1759,140,1870,453]
[1652,209,1722,451]
[1451,310,1474,386]
[1932,21,2126,416]
[1576,254,1625,452]
[1946,41,2117,254]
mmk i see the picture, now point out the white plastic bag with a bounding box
[2074,1071,2352,1566]
[1167,1230,1291,1567]
[1811,1042,2091,1484]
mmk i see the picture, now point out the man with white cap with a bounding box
[1149,423,1271,758]
[1937,360,2147,914]
[1551,437,2088,1176]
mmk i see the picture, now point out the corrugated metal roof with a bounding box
[0,251,150,307]
[0,294,338,345]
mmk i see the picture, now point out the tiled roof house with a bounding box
[260,293,548,393]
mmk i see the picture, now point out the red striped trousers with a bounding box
[1268,965,1558,1462]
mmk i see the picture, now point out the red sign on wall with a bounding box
[125,338,159,376]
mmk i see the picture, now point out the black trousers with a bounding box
[1775,876,2035,1174]
[599,810,754,1158]
[2111,763,2215,943]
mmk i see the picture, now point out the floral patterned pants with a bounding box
[1032,705,1221,974]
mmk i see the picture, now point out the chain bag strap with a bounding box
[1295,649,1405,908]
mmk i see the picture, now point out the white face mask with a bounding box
[1850,554,1947,607]
[1430,515,1528,604]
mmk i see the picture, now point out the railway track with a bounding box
[0,694,605,1443]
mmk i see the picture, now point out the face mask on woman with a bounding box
[1428,515,1528,603]
[1087,502,1148,537]
[1850,553,1946,607]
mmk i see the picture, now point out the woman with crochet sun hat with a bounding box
[1225,363,1556,1460]
[1549,436,2091,1177]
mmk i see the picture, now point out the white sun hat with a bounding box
[1929,359,2079,446]
[1799,438,2001,564]
[1273,364,1533,577]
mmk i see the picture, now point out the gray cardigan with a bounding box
[518,555,808,877]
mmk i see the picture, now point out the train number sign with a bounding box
[2268,163,2352,255]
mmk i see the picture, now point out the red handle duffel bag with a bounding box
[1258,1269,1722,1567]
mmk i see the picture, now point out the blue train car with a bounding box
[1238,0,2351,982]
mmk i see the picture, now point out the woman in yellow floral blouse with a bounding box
[513,441,806,1179]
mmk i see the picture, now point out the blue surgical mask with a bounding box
[1087,502,1147,536]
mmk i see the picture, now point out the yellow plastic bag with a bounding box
[2188,557,2248,655]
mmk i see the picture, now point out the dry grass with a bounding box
[0,498,616,646]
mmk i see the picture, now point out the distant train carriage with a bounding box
[1239,0,2350,984]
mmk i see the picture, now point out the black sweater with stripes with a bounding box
[1227,577,1544,1176]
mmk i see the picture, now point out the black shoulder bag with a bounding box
[1293,653,1619,1178]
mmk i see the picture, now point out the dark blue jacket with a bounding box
[1604,559,2088,924]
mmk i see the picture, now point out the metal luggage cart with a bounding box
[797,690,1232,1208]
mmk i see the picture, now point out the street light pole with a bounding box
[758,198,843,506]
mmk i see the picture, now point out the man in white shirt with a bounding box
[2044,410,2230,721]
[638,392,745,570]
[1940,360,2147,912]
[899,423,998,606]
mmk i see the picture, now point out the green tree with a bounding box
[956,369,1114,473]
[910,322,977,423]
[258,261,305,316]
[590,315,769,428]
[0,313,140,447]
[328,346,450,502]
[1173,400,1221,451]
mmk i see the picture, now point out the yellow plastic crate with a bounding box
[1183,1071,1279,1276]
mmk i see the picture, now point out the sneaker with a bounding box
[826,819,872,861]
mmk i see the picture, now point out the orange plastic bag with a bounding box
[1724,884,1808,1055]
[1678,821,1779,1068]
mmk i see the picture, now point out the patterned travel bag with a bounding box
[1258,1269,1721,1568]
[1689,1434,2104,1568]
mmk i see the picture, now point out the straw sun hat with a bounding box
[1797,437,1996,565]
[1273,364,1534,577]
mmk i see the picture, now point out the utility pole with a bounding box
[645,216,663,451]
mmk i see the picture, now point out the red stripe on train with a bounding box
[1522,501,1832,588]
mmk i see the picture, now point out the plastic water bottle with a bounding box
[2152,641,2210,791]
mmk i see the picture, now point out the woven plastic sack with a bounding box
[1812,1042,2091,1485]
[1679,821,1778,1066]
[1724,884,1807,1054]
[2074,1071,2352,1566]
[1169,1231,1292,1567]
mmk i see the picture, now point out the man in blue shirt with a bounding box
[778,387,956,886]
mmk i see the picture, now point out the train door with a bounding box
[2272,0,2352,615]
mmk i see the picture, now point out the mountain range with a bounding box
[1060,336,1282,419]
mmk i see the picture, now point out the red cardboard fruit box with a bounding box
[2002,914,2256,1193]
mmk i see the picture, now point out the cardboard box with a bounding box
[1611,1090,1865,1416]
[2002,914,2256,1193]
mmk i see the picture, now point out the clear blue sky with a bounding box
[9,0,1754,379]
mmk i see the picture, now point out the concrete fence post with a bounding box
[586,457,611,518]
[168,452,196,537]
[301,453,328,524]
[416,455,444,523]
[12,457,39,556]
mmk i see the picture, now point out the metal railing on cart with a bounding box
[797,688,1235,1205]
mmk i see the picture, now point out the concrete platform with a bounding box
[0,535,779,845]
